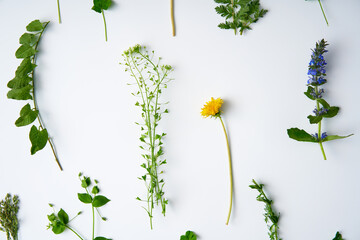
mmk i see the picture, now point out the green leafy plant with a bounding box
[305,0,328,26]
[250,179,281,240]
[0,194,20,240]
[214,0,268,35]
[7,20,63,171]
[287,39,352,160]
[91,0,112,41]
[121,44,173,229]
[333,232,344,240]
[47,173,111,240]
[180,230,197,240]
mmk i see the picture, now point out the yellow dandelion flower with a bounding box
[201,97,223,117]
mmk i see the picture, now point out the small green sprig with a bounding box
[121,44,173,229]
[180,230,197,240]
[214,0,268,35]
[333,232,344,240]
[91,0,112,41]
[7,20,63,171]
[47,173,111,240]
[0,194,20,240]
[250,179,281,240]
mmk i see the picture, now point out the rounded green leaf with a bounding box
[78,193,93,204]
[94,237,112,240]
[58,208,69,224]
[15,104,38,127]
[7,85,33,100]
[26,20,44,32]
[15,44,36,59]
[51,221,65,234]
[92,195,110,208]
[19,33,37,45]
[92,186,100,194]
[7,76,32,89]
[29,125,48,154]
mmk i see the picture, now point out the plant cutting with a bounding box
[287,39,353,160]
[47,173,111,240]
[180,230,197,240]
[306,0,328,25]
[201,97,234,225]
[121,44,173,229]
[0,194,20,240]
[250,179,281,240]
[91,0,112,41]
[7,20,63,171]
[214,0,268,35]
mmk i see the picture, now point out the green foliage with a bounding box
[47,173,111,240]
[332,232,344,240]
[287,128,317,142]
[7,20,63,170]
[214,0,268,35]
[180,230,197,240]
[121,44,173,229]
[250,180,281,240]
[91,0,112,41]
[0,194,20,240]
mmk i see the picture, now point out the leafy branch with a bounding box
[92,0,112,41]
[47,173,111,240]
[0,194,20,240]
[214,0,268,35]
[121,44,173,229]
[287,39,353,160]
[7,20,63,171]
[250,179,281,240]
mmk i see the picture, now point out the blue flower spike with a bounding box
[287,39,353,160]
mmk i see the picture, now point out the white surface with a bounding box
[1,0,360,239]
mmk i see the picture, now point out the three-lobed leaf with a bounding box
[92,195,110,208]
[180,231,197,240]
[29,125,48,154]
[15,103,38,127]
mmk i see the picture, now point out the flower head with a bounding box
[201,97,223,118]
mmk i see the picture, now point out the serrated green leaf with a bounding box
[15,44,36,59]
[7,85,33,100]
[92,195,110,208]
[26,20,44,32]
[15,103,38,127]
[180,231,197,240]
[307,115,323,124]
[78,193,93,204]
[58,208,69,224]
[287,128,317,142]
[19,33,37,45]
[29,125,48,154]
[323,106,339,118]
[322,134,353,142]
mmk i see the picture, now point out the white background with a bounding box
[1,0,360,239]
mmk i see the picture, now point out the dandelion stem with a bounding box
[101,9,108,41]
[318,0,329,26]
[219,116,233,225]
[170,0,175,36]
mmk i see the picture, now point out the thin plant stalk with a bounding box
[65,226,84,240]
[219,116,233,225]
[57,0,62,23]
[170,0,176,36]
[318,0,329,26]
[101,9,108,41]
[315,86,327,160]
[231,0,236,35]
[32,22,63,171]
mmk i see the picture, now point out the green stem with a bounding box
[315,86,327,160]
[57,0,61,23]
[170,0,175,36]
[231,0,236,35]
[32,22,63,171]
[101,9,108,41]
[219,117,233,225]
[65,226,84,240]
[92,205,95,240]
[318,0,329,26]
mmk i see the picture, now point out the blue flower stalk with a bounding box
[287,39,353,160]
